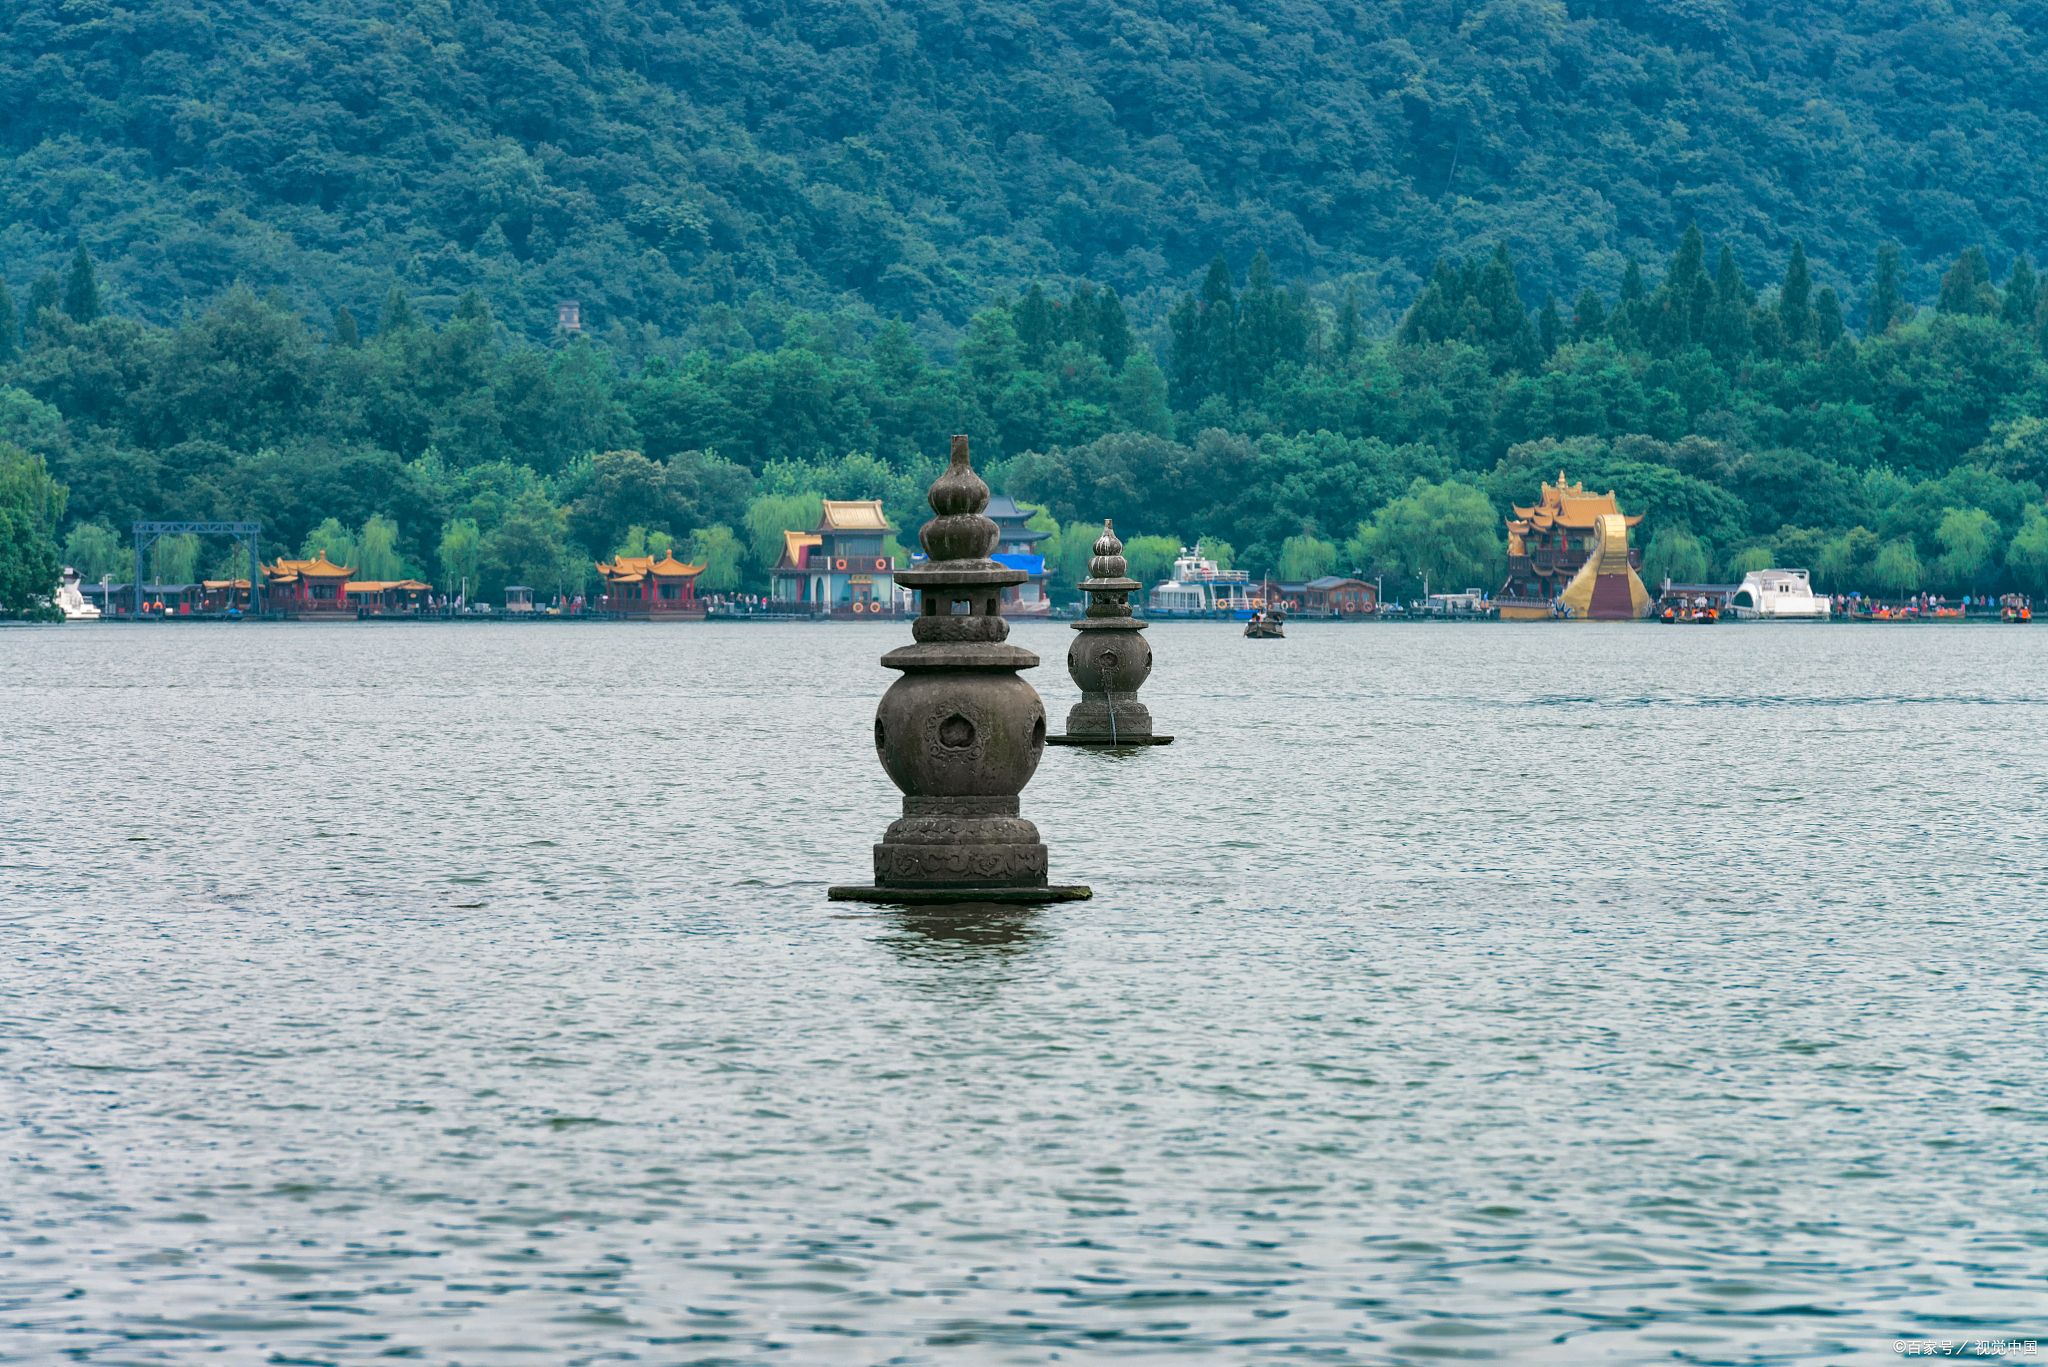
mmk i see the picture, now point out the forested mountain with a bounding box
[4,0,2048,614]
[3,0,2046,344]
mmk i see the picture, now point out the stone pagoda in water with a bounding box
[1049,521,1172,746]
[828,436,1091,904]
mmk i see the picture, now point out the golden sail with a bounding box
[1557,511,1652,619]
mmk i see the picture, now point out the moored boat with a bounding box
[1659,595,1718,624]
[1147,548,1264,619]
[56,568,100,621]
[1728,568,1828,620]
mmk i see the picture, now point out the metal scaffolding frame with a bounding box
[132,522,262,616]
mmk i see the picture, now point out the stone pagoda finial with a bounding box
[1048,519,1172,746]
[829,435,1090,904]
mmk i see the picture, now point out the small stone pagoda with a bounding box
[1049,521,1172,746]
[828,436,1090,904]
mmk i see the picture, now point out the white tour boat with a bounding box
[56,567,101,621]
[1729,568,1829,620]
[1146,548,1261,619]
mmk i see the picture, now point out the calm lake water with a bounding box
[5,619,2047,1364]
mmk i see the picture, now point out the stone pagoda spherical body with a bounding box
[830,435,1089,903]
[1052,521,1170,745]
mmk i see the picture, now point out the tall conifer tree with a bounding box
[1778,240,1812,345]
[1813,286,1845,347]
[2003,258,2038,332]
[1396,260,1458,346]
[1015,283,1054,366]
[1475,242,1538,374]
[0,278,16,363]
[1707,245,1752,363]
[63,244,100,322]
[1197,255,1236,400]
[1663,225,1708,352]
[1571,287,1606,342]
[1237,251,1285,388]
[1937,247,1994,315]
[26,271,59,330]
[333,305,360,348]
[1062,282,1098,350]
[1609,260,1646,349]
[1867,242,1906,336]
[1336,285,1362,357]
[378,287,418,335]
[1538,292,1563,357]
[1097,288,1132,371]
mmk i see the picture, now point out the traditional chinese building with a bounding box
[201,579,254,612]
[264,553,355,615]
[984,495,1052,615]
[596,550,707,619]
[1281,576,1377,618]
[1500,473,1649,620]
[770,500,899,616]
[345,579,434,614]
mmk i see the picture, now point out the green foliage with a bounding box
[1938,249,1998,317]
[1728,547,1776,576]
[63,521,121,582]
[613,526,675,560]
[1872,538,1924,595]
[3,201,2048,604]
[745,492,824,573]
[2005,508,2048,593]
[301,518,355,567]
[1197,537,1236,573]
[63,246,99,324]
[1036,519,1098,599]
[355,515,405,580]
[482,490,571,599]
[438,518,483,595]
[1120,536,1182,592]
[1641,527,1713,585]
[1814,527,1881,591]
[1933,506,2000,589]
[0,441,62,609]
[1277,534,1338,582]
[1348,479,1501,593]
[689,525,743,592]
[150,532,199,584]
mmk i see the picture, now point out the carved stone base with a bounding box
[1064,692,1152,737]
[874,840,1049,887]
[870,794,1049,888]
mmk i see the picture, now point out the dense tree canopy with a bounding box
[6,224,2048,608]
[3,0,2048,351]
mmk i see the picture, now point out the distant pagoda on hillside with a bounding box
[1499,473,1651,620]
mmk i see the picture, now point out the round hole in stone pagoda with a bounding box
[874,718,885,749]
[1031,715,1045,747]
[938,714,975,749]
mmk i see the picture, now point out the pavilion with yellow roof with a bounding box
[595,548,708,619]
[263,552,355,615]
[1500,473,1652,620]
[770,499,900,616]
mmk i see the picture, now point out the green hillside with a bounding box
[5,0,2048,613]
[3,0,2046,340]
